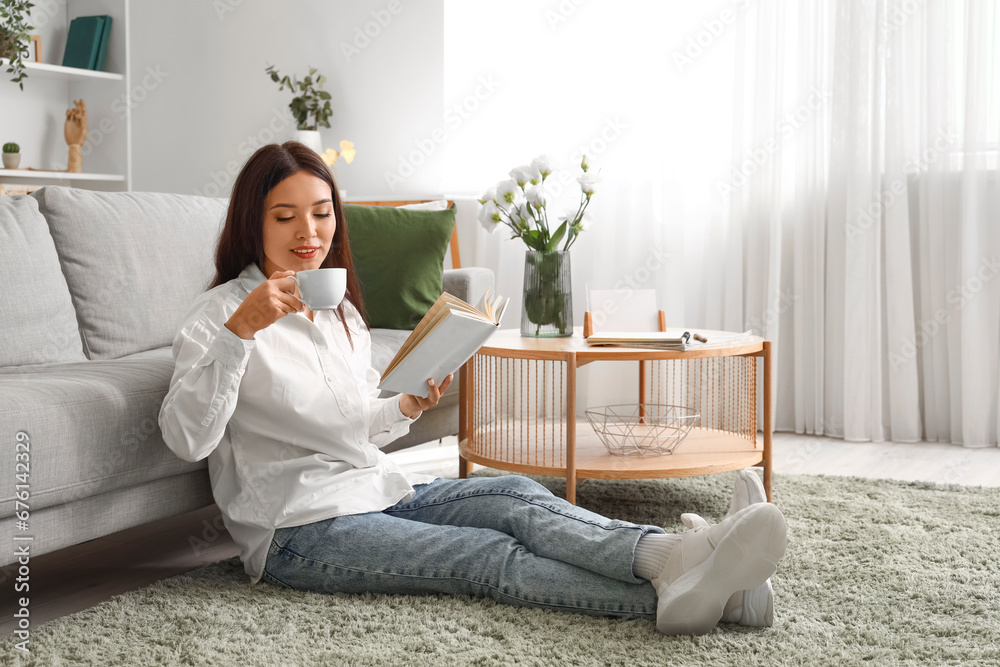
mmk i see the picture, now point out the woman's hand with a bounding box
[399,374,454,419]
[225,270,304,340]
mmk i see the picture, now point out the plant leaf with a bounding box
[545,221,568,251]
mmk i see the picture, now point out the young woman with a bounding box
[158,142,787,636]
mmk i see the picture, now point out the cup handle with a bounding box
[287,275,308,307]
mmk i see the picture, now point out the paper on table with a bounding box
[585,330,753,350]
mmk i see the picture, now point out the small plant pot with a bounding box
[293,130,322,154]
[3,153,20,169]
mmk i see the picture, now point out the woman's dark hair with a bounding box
[210,141,367,343]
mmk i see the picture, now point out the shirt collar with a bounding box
[237,262,267,296]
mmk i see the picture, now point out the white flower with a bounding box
[514,200,532,223]
[477,200,501,233]
[478,186,497,205]
[577,211,594,231]
[558,207,579,224]
[577,171,601,195]
[510,164,542,186]
[525,185,549,208]
[496,179,520,205]
[530,154,556,179]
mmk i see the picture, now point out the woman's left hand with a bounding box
[399,374,454,419]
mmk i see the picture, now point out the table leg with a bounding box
[565,353,577,504]
[638,360,647,424]
[459,360,472,479]
[763,341,773,501]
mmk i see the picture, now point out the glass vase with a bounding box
[520,250,573,337]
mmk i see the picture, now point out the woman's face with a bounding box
[261,170,336,277]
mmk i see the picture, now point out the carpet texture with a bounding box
[4,471,1000,666]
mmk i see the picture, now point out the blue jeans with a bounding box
[262,475,662,620]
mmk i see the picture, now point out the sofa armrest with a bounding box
[442,267,494,305]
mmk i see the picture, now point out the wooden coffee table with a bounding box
[458,327,772,504]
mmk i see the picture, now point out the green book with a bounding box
[93,16,112,71]
[62,15,110,70]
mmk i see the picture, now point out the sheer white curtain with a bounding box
[441,0,737,411]
[441,1,1000,446]
[713,0,1000,446]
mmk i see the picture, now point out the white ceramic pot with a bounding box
[293,130,323,154]
[3,153,20,169]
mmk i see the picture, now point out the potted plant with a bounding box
[3,142,20,168]
[1,0,35,90]
[265,64,333,154]
[478,155,600,337]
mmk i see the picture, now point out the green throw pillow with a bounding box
[344,203,456,330]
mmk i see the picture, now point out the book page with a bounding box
[380,289,507,383]
[378,314,499,398]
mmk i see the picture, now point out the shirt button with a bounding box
[326,376,334,382]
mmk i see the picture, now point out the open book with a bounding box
[378,289,509,398]
[585,330,754,350]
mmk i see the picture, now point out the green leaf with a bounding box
[545,221,568,252]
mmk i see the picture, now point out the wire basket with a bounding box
[585,404,700,456]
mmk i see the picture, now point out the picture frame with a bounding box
[30,35,41,63]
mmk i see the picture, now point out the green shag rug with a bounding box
[4,471,1000,666]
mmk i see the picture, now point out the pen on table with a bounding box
[692,333,708,343]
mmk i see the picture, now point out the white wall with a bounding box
[129,0,444,198]
[1,0,72,173]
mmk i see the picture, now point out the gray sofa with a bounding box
[0,186,492,567]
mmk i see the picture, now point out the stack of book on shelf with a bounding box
[0,183,43,197]
[62,15,113,71]
[378,289,509,398]
[585,330,754,351]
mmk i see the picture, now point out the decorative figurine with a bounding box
[64,99,87,173]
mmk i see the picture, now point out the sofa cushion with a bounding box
[344,203,456,330]
[0,194,86,366]
[31,186,227,359]
[0,347,206,520]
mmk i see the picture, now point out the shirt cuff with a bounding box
[207,324,255,369]
[394,393,422,422]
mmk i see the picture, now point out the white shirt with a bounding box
[158,263,436,584]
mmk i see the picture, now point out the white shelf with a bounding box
[2,59,123,82]
[0,169,125,182]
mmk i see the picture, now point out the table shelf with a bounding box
[458,327,773,503]
[461,424,763,479]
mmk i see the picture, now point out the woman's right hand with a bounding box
[225,270,303,340]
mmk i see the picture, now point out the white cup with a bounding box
[293,268,346,310]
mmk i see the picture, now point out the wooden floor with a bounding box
[4,433,1000,638]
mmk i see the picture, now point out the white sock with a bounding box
[632,533,682,581]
